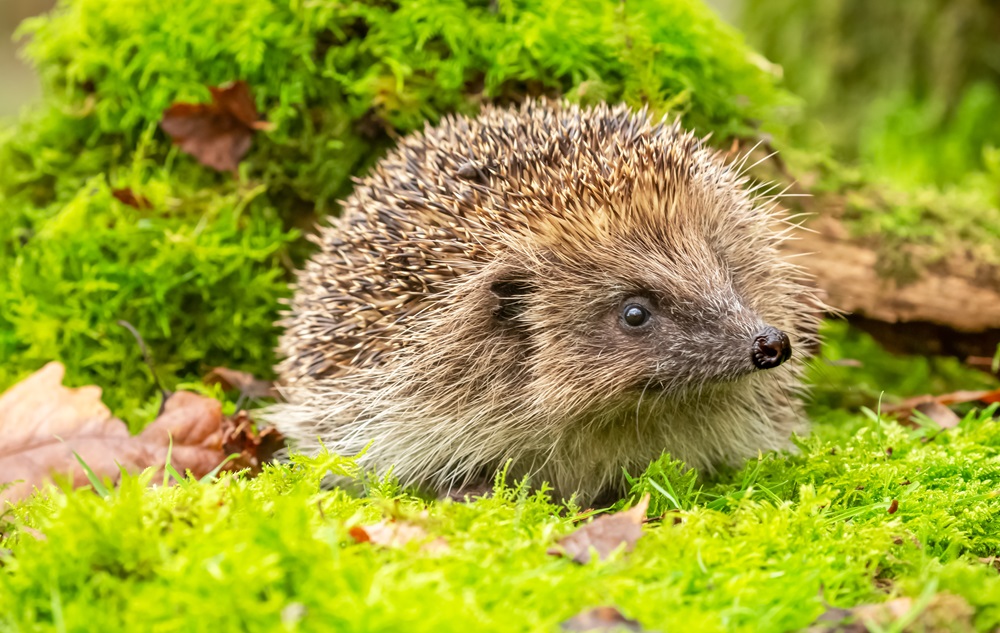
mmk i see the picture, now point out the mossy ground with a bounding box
[3,1,1000,630]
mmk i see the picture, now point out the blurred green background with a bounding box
[0,0,53,116]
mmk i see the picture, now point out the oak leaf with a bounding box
[548,494,650,564]
[160,81,272,174]
[0,362,250,503]
[561,606,646,632]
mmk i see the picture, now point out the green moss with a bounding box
[0,0,788,422]
[3,405,1000,632]
[0,136,296,425]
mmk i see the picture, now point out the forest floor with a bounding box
[2,323,1000,633]
[3,2,1000,630]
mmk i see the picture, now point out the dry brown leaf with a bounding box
[548,494,650,564]
[0,362,242,503]
[221,410,285,474]
[136,390,226,476]
[348,519,449,553]
[160,81,272,174]
[883,388,1000,427]
[204,366,276,399]
[807,593,974,633]
[561,606,646,632]
[111,188,152,210]
[913,401,962,429]
[978,556,1000,572]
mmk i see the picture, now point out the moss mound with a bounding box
[0,0,787,422]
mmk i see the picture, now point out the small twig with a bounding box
[232,392,249,415]
[117,320,172,413]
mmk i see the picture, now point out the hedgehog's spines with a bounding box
[266,100,824,503]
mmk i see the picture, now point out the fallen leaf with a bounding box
[111,188,152,209]
[204,367,276,399]
[561,606,645,632]
[136,390,226,475]
[160,81,272,174]
[348,519,449,553]
[806,593,974,633]
[0,362,241,502]
[548,494,649,564]
[221,410,285,474]
[883,388,1000,427]
[913,401,962,429]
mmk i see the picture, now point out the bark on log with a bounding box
[784,216,1000,358]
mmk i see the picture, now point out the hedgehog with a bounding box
[264,100,822,503]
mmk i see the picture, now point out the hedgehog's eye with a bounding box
[622,304,650,328]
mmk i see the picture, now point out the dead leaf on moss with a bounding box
[111,188,152,210]
[561,606,646,632]
[222,410,284,474]
[978,556,1000,572]
[883,388,1000,427]
[0,362,272,502]
[548,494,649,564]
[348,519,449,553]
[807,593,974,633]
[160,81,273,174]
[204,367,276,399]
[136,390,226,475]
[913,401,962,429]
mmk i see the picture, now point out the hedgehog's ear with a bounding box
[489,273,534,322]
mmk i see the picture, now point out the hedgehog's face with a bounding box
[490,227,800,409]
[590,287,792,393]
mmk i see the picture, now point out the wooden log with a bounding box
[783,216,1000,358]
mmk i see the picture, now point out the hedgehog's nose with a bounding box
[751,327,792,370]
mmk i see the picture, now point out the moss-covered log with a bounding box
[785,216,1000,357]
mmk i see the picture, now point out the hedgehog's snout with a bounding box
[751,327,792,370]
